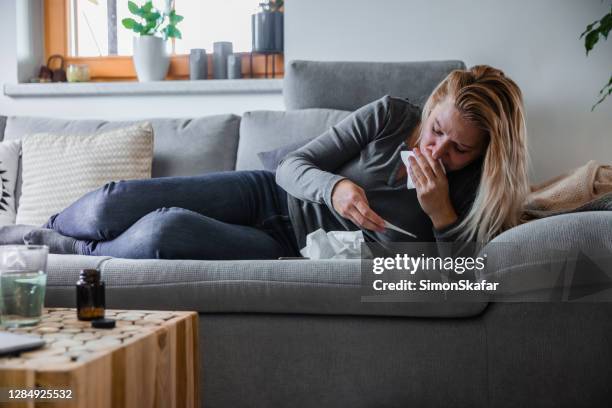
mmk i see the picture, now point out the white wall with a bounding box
[0,0,18,100]
[285,0,612,181]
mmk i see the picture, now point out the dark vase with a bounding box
[251,11,284,53]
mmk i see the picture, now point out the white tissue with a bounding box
[400,150,446,190]
[300,228,364,259]
[400,151,417,189]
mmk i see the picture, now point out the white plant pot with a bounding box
[132,36,170,82]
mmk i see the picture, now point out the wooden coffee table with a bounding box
[0,308,199,408]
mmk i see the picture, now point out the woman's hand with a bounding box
[408,147,458,230]
[331,179,386,232]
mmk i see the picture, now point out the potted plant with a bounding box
[579,4,611,110]
[252,0,284,53]
[122,0,183,82]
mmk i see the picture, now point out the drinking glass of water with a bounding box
[0,245,48,327]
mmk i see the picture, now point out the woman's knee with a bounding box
[47,180,142,240]
[133,207,196,259]
[92,180,127,216]
[82,180,136,226]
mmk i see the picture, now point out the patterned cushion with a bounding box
[0,140,20,225]
[16,123,154,226]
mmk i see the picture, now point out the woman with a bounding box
[21,65,528,259]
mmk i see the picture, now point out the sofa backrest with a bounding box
[2,115,241,178]
[235,108,350,171]
[283,59,466,111]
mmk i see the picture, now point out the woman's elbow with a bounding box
[275,157,291,186]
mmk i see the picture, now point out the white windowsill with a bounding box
[3,79,283,97]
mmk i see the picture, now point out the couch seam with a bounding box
[96,257,114,275]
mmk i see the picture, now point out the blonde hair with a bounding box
[412,65,529,244]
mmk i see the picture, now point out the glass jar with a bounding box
[66,64,90,82]
[0,245,49,327]
[76,269,105,321]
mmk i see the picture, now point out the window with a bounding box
[44,0,284,80]
[70,0,258,56]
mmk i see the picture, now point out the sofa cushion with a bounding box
[43,255,487,318]
[17,124,154,226]
[4,114,241,178]
[257,138,314,171]
[235,108,350,171]
[284,59,466,111]
[45,254,113,287]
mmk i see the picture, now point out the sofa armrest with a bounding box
[479,211,612,301]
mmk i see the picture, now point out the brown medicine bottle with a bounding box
[76,269,105,321]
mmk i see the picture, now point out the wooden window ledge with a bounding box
[3,79,283,98]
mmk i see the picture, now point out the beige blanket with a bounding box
[521,160,612,222]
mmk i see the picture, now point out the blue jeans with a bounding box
[45,170,300,260]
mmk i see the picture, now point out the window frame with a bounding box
[44,0,283,81]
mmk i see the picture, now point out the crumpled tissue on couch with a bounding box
[300,228,364,259]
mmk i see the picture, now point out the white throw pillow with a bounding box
[0,140,21,225]
[16,123,154,226]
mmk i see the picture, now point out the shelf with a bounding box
[4,79,283,97]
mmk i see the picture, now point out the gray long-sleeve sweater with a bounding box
[275,95,483,249]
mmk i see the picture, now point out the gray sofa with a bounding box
[2,60,612,407]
